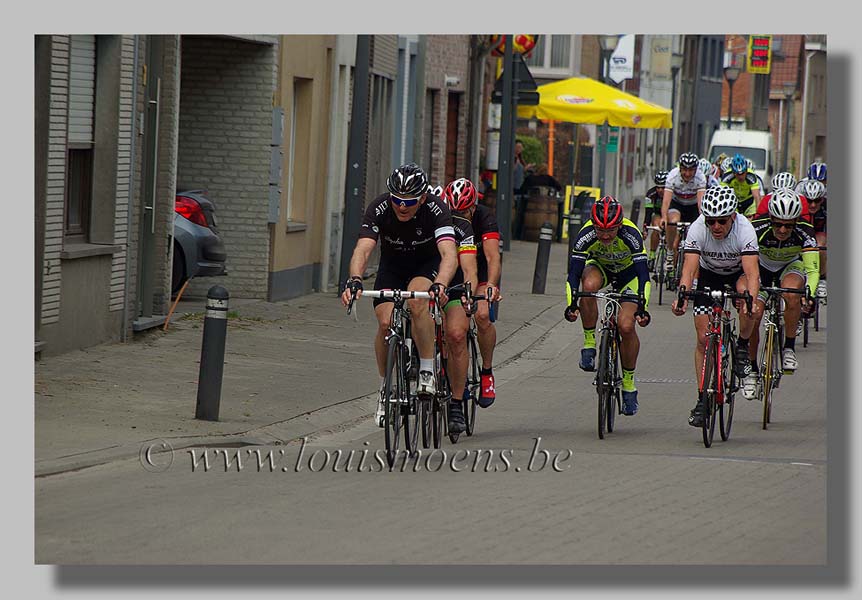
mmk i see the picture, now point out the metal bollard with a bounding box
[532,222,554,295]
[195,285,229,421]
[630,197,642,225]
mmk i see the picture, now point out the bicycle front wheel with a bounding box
[700,338,718,448]
[655,247,666,305]
[719,334,736,441]
[607,333,620,433]
[464,331,479,437]
[383,341,404,468]
[761,325,775,430]
[596,329,611,439]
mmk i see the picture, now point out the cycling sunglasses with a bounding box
[705,217,730,226]
[390,194,421,207]
[771,220,796,231]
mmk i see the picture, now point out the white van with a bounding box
[707,129,776,190]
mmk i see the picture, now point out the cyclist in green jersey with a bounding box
[720,153,762,217]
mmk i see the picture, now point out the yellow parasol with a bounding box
[517,76,672,129]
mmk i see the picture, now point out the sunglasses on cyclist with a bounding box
[705,217,730,226]
[771,220,796,231]
[390,194,421,207]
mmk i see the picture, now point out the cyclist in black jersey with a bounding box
[643,170,667,270]
[341,163,459,427]
[442,178,503,410]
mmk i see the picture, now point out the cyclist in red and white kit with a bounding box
[660,152,707,278]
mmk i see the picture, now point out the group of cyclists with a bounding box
[341,151,827,438]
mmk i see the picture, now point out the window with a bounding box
[525,35,571,73]
[550,36,570,69]
[65,34,96,242]
[286,77,313,223]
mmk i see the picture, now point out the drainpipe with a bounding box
[798,50,815,179]
[122,35,140,343]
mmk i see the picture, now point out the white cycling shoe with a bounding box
[417,370,437,397]
[742,374,759,401]
[816,280,827,300]
[782,348,799,372]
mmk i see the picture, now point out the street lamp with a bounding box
[723,63,741,130]
[597,34,620,197]
[667,51,684,169]
[781,82,795,171]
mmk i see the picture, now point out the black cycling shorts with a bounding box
[692,268,744,316]
[669,200,699,224]
[373,255,441,307]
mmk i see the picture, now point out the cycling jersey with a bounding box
[720,170,760,215]
[452,214,477,258]
[359,193,455,267]
[567,218,649,299]
[643,186,663,224]
[665,167,706,206]
[471,204,501,283]
[750,217,820,296]
[683,214,759,275]
[706,175,722,188]
[754,193,812,224]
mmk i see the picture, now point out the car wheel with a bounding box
[171,243,187,296]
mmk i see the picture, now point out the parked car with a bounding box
[172,189,227,295]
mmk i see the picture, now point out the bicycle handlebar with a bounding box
[759,286,806,296]
[678,286,753,313]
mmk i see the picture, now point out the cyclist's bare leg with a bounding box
[407,276,435,360]
[374,302,396,378]
[666,209,681,266]
[693,314,710,383]
[577,266,605,330]
[816,232,827,278]
[781,272,805,339]
[649,214,662,253]
[444,304,469,400]
[474,283,496,370]
[618,301,640,370]
[735,275,757,340]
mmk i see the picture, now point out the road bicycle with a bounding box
[348,289,433,468]
[571,290,640,439]
[645,225,668,305]
[678,286,751,447]
[665,221,693,292]
[757,285,805,430]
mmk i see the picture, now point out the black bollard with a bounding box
[195,285,229,421]
[629,197,642,225]
[532,222,554,295]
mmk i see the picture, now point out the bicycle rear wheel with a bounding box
[719,334,736,441]
[420,397,432,449]
[464,331,479,437]
[761,326,775,430]
[383,341,404,468]
[700,338,718,448]
[814,299,820,331]
[401,347,420,456]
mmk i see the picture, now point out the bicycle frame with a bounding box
[758,286,805,430]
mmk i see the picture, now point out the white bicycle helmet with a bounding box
[698,158,712,178]
[701,186,737,217]
[803,179,826,200]
[768,188,802,220]
[720,156,734,175]
[771,171,797,191]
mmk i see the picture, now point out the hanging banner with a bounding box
[747,35,772,74]
[608,34,635,84]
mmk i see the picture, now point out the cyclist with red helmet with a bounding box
[565,196,652,416]
[442,177,503,411]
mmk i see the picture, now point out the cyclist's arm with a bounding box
[435,239,458,287]
[482,236,502,287]
[460,252,479,296]
[348,237,377,280]
[696,187,705,212]
[678,251,700,292]
[741,253,760,301]
[660,187,673,223]
[801,250,820,297]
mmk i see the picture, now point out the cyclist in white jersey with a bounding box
[661,152,707,278]
[671,186,762,425]
[699,158,721,188]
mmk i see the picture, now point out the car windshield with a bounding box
[709,146,767,169]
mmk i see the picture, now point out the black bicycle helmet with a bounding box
[678,152,698,169]
[386,163,429,198]
[654,170,668,186]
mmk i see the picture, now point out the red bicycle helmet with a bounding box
[443,178,478,212]
[591,195,623,229]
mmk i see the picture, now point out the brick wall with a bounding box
[424,35,471,181]
[177,36,277,299]
[40,35,69,326]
